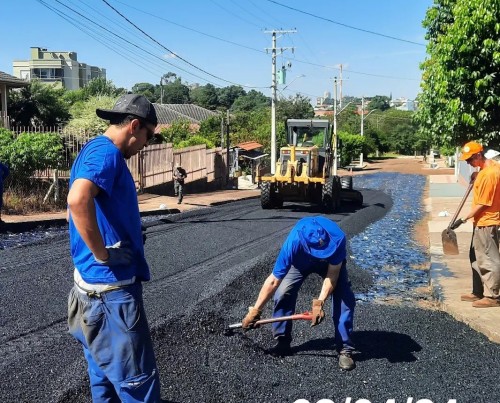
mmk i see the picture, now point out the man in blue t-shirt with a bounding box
[67,94,162,402]
[242,216,356,370]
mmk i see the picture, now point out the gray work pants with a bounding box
[472,225,500,298]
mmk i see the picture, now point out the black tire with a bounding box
[261,182,274,209]
[322,177,341,212]
[274,192,284,208]
[340,175,353,190]
[332,176,342,210]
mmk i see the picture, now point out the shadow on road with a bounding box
[353,330,422,363]
[292,331,421,363]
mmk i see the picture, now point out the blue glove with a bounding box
[94,241,133,266]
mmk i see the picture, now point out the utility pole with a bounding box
[359,96,364,167]
[226,109,230,186]
[333,77,338,175]
[339,64,343,109]
[265,29,296,174]
[160,77,164,105]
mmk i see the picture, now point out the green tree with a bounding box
[199,115,223,147]
[217,85,246,110]
[231,90,270,112]
[65,95,116,136]
[83,77,123,99]
[8,80,71,126]
[162,78,190,104]
[131,82,157,102]
[276,94,315,122]
[368,95,390,111]
[190,84,219,110]
[416,0,500,148]
[159,120,193,146]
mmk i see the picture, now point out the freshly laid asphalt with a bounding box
[1,168,499,403]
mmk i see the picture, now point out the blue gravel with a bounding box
[0,226,67,250]
[350,173,429,302]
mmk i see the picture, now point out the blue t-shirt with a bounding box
[69,136,149,284]
[272,223,346,280]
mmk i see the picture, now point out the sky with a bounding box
[1,0,433,103]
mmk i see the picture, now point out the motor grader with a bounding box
[257,119,363,211]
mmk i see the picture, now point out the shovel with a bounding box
[441,182,473,255]
[224,312,312,335]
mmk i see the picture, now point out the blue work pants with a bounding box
[272,260,355,352]
[68,283,161,402]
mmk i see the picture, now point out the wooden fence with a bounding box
[7,126,229,192]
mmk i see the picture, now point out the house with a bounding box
[0,71,29,128]
[12,47,106,90]
[153,103,219,132]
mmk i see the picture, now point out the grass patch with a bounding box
[2,178,69,215]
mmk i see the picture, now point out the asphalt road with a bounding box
[1,185,499,403]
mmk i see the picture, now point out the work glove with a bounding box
[242,306,262,330]
[142,225,147,245]
[94,241,133,266]
[311,299,325,327]
[450,218,467,230]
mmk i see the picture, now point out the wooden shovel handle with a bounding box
[448,182,473,229]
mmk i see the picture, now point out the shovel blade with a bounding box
[442,228,459,255]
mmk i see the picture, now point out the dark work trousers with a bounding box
[174,181,184,203]
[472,225,500,298]
[68,283,161,402]
[272,260,355,353]
[469,226,484,297]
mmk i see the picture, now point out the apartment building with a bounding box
[12,47,106,90]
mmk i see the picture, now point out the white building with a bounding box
[390,97,417,111]
[13,47,106,90]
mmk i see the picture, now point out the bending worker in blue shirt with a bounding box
[67,94,161,402]
[242,216,356,370]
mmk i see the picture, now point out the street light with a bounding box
[281,74,305,92]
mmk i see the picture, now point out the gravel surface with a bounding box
[1,171,499,403]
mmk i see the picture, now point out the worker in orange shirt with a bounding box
[451,141,500,308]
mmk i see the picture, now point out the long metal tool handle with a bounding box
[447,182,474,229]
[228,312,312,330]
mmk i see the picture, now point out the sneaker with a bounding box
[472,297,500,308]
[339,352,355,371]
[461,293,482,302]
[266,338,292,357]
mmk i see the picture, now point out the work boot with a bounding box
[338,352,355,371]
[472,297,500,308]
[266,338,292,357]
[461,293,482,302]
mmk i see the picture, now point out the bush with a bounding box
[338,132,366,167]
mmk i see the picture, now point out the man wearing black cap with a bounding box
[67,94,162,401]
[242,216,356,370]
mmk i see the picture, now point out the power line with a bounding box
[102,0,267,88]
[266,0,426,47]
[114,0,267,55]
[48,0,228,87]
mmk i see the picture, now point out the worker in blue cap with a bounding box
[242,216,356,370]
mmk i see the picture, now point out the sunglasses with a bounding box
[138,121,156,145]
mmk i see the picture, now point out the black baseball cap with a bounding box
[96,94,158,126]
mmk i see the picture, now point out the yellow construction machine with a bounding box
[257,119,363,211]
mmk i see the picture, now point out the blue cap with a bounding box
[298,216,344,259]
